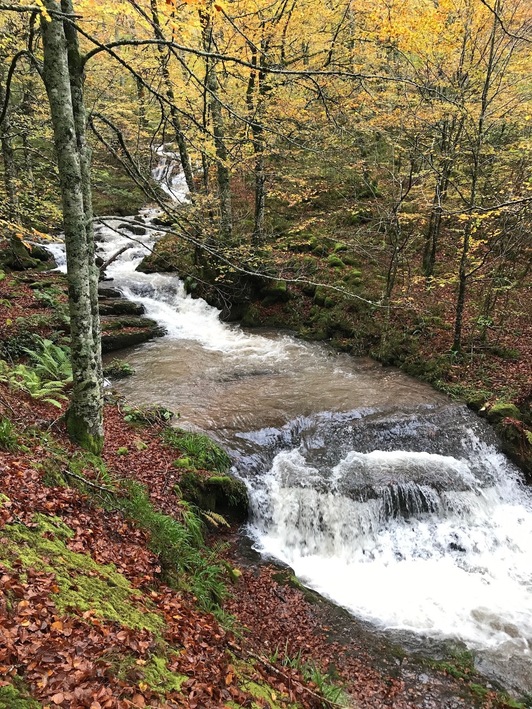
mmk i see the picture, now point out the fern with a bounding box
[0,361,67,408]
[200,510,230,528]
[22,336,72,383]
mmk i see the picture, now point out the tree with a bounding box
[41,0,103,451]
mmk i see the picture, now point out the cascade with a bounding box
[47,149,532,694]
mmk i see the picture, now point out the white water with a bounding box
[47,149,532,691]
[249,445,532,658]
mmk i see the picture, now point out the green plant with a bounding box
[270,644,349,707]
[116,446,129,456]
[163,429,231,473]
[103,359,135,379]
[0,360,68,408]
[22,336,72,383]
[117,481,227,612]
[0,417,19,452]
[123,404,174,425]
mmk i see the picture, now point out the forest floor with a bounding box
[0,266,530,709]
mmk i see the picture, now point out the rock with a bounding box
[98,285,123,298]
[98,298,145,316]
[119,223,147,236]
[327,254,345,268]
[486,401,521,423]
[260,280,290,306]
[179,470,249,522]
[101,316,165,353]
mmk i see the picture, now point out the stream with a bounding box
[50,149,532,697]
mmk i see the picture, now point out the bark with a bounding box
[41,0,103,452]
[422,115,464,278]
[452,6,498,353]
[246,45,267,246]
[201,9,232,238]
[150,0,195,194]
[0,83,20,225]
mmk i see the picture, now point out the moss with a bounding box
[333,242,348,253]
[260,280,290,306]
[1,515,164,634]
[486,401,521,423]
[65,410,104,454]
[310,236,328,255]
[103,359,135,379]
[242,679,299,708]
[142,655,187,694]
[178,471,248,522]
[0,683,41,708]
[327,255,345,268]
[228,659,300,708]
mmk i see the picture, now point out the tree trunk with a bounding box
[0,83,20,225]
[42,0,103,452]
[452,5,499,353]
[201,9,232,238]
[245,45,267,245]
[150,0,195,194]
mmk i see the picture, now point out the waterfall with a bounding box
[45,148,532,693]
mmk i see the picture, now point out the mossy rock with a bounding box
[98,285,123,298]
[466,392,489,412]
[98,298,145,316]
[327,255,345,269]
[136,235,192,274]
[179,471,248,522]
[310,236,328,255]
[240,304,262,327]
[119,223,147,236]
[284,237,313,253]
[313,287,328,306]
[101,317,166,353]
[333,242,348,253]
[486,402,521,423]
[341,253,359,266]
[103,358,135,379]
[260,280,290,305]
[0,242,55,272]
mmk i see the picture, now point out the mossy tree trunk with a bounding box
[41,0,104,452]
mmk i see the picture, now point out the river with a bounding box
[51,148,532,696]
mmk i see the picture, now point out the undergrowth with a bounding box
[269,644,350,707]
[31,432,230,617]
[163,428,231,473]
[0,336,72,408]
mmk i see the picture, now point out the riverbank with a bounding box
[0,259,529,708]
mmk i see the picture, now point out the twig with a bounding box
[62,469,117,494]
[0,393,16,416]
[248,652,347,709]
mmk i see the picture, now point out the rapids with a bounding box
[49,150,532,695]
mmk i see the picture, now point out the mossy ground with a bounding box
[1,513,164,634]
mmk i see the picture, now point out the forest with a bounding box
[0,0,531,707]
